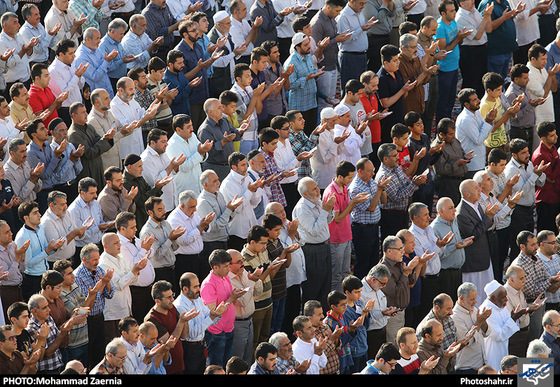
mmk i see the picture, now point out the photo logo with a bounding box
[518,358,554,387]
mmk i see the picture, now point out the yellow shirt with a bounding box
[8,101,33,143]
[480,95,507,148]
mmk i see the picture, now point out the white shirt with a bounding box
[117,232,155,287]
[360,277,388,330]
[219,170,260,239]
[455,6,488,46]
[165,132,205,196]
[0,31,31,83]
[44,5,81,46]
[274,138,300,185]
[167,0,192,21]
[121,337,150,375]
[48,57,85,107]
[140,145,178,212]
[503,157,546,207]
[527,62,555,124]
[98,251,138,321]
[333,123,364,166]
[110,94,146,159]
[19,21,56,63]
[40,208,77,263]
[451,302,491,371]
[166,206,204,255]
[409,222,441,275]
[273,0,302,38]
[230,82,258,142]
[292,197,334,245]
[173,293,219,342]
[292,337,328,374]
[310,128,342,190]
[455,108,493,172]
[211,30,236,85]
[479,297,520,371]
[230,17,254,57]
[0,116,23,162]
[509,0,541,46]
[279,223,306,287]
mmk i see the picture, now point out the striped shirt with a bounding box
[375,162,418,211]
[261,150,287,207]
[289,130,318,180]
[73,263,115,316]
[284,52,318,112]
[348,175,381,225]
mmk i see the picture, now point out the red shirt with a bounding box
[28,84,59,128]
[531,141,560,204]
[147,305,184,374]
[360,92,381,144]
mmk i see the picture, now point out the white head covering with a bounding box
[213,10,230,24]
[334,104,350,116]
[290,32,310,55]
[484,280,502,297]
[320,107,337,120]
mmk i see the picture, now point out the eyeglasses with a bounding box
[0,335,17,342]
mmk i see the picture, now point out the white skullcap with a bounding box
[484,280,502,297]
[320,107,337,120]
[213,10,230,24]
[334,104,350,116]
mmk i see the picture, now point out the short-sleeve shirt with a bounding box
[435,18,460,72]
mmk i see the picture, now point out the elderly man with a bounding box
[504,263,546,358]
[456,179,499,306]
[511,230,560,342]
[99,233,147,342]
[540,310,560,372]
[167,190,214,287]
[90,337,127,374]
[431,197,474,302]
[416,293,461,355]
[122,14,164,70]
[375,142,426,242]
[479,280,524,371]
[270,331,310,374]
[408,201,453,317]
[380,235,421,344]
[451,282,492,374]
[45,0,86,46]
[292,176,335,312]
[536,230,560,311]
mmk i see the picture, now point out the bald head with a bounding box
[459,179,480,204]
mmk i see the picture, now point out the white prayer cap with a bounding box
[320,107,337,120]
[334,104,350,116]
[484,280,502,297]
[213,10,230,24]
[291,32,309,47]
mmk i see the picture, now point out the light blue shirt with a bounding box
[26,141,64,190]
[430,215,465,270]
[122,31,153,70]
[99,34,128,80]
[67,197,106,247]
[173,293,220,342]
[435,17,460,72]
[49,141,83,186]
[75,43,114,98]
[337,4,369,53]
[19,21,55,63]
[165,132,205,196]
[455,107,493,172]
[292,197,334,245]
[15,224,50,276]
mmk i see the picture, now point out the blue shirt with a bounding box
[15,224,50,276]
[142,342,171,374]
[546,40,560,84]
[162,69,193,115]
[99,35,128,79]
[348,175,381,225]
[67,197,106,247]
[175,39,209,105]
[49,141,83,186]
[73,263,114,317]
[26,141,64,190]
[75,43,114,98]
[284,52,318,112]
[435,18,460,72]
[478,0,518,55]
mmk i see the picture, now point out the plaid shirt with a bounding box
[74,263,115,317]
[60,283,89,348]
[512,251,552,301]
[289,130,318,180]
[375,162,418,211]
[27,316,63,372]
[537,251,560,304]
[134,88,158,132]
[315,322,340,374]
[275,355,299,374]
[90,356,125,375]
[68,0,103,31]
[417,309,458,353]
[284,52,318,112]
[348,176,381,225]
[261,150,287,207]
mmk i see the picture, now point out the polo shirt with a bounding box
[200,271,236,334]
[323,179,352,244]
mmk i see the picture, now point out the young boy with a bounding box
[342,275,375,374]
[241,225,285,355]
[391,123,414,175]
[231,63,264,154]
[262,213,299,336]
[323,290,362,375]
[220,90,244,152]
[259,128,295,207]
[480,72,510,154]
[405,111,443,213]
[147,56,174,136]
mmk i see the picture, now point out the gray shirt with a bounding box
[310,10,339,71]
[196,189,233,243]
[363,0,394,36]
[504,82,535,128]
[139,218,179,269]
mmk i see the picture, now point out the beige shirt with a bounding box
[505,282,530,329]
[228,269,263,319]
[87,107,127,170]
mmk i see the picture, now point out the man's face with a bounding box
[460,290,478,311]
[466,93,481,111]
[25,206,42,227]
[140,326,159,348]
[546,313,560,338]
[400,333,418,356]
[290,112,305,132]
[72,105,89,126]
[216,17,232,35]
[303,180,321,204]
[259,353,277,372]
[350,0,366,13]
[531,52,548,70]
[149,201,167,223]
[109,26,126,43]
[386,239,404,263]
[402,233,416,255]
[427,323,444,346]
[296,39,311,56]
[515,72,530,88]
[442,3,457,21]
[0,101,9,118]
[59,47,76,66]
[401,40,418,59]
[0,329,18,354]
[276,122,291,140]
[363,76,379,95]
[46,282,63,300]
[83,250,100,271]
[298,320,316,341]
[383,149,399,169]
[12,86,29,107]
[478,172,494,194]
[0,224,13,246]
[119,219,137,240]
[119,80,136,102]
[348,88,364,104]
[2,16,20,36]
[434,298,454,320]
[180,198,197,218]
[35,69,51,89]
[157,289,175,311]
[384,55,400,73]
[277,337,293,359]
[326,5,343,18]
[489,159,507,176]
[253,56,269,72]
[150,135,168,155]
[123,324,140,343]
[414,207,431,229]
[177,120,194,140]
[268,45,280,64]
[10,144,27,165]
[508,269,527,291]
[422,20,438,37]
[358,160,375,182]
[81,186,98,204]
[104,235,121,257]
[522,235,539,257]
[237,69,253,88]
[33,298,50,322]
[108,172,125,193]
[33,122,49,143]
[26,6,41,26]
[213,262,231,278]
[108,346,127,368]
[50,196,68,218]
[438,199,456,222]
[185,277,201,299]
[250,236,268,254]
[132,17,148,36]
[135,71,149,90]
[539,233,558,256]
[171,57,185,73]
[62,266,75,287]
[234,3,248,20]
[87,30,101,49]
[232,158,248,176]
[10,310,29,330]
[491,287,508,308]
[309,307,324,327]
[127,160,143,178]
[203,172,221,194]
[542,129,559,147]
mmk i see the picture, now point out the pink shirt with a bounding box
[200,271,235,334]
[323,180,352,244]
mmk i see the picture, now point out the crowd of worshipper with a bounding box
[0,0,560,377]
